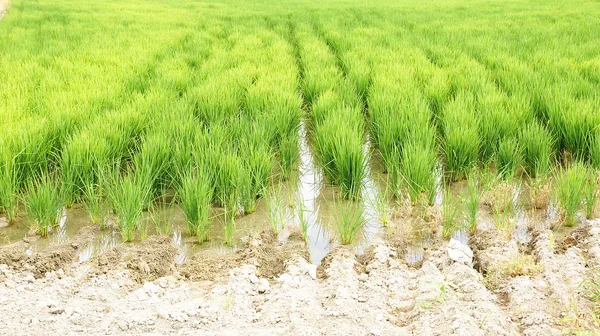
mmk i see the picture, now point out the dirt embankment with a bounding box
[1,220,599,335]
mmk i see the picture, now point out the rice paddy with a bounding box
[1,0,599,263]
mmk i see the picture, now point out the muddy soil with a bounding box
[1,220,599,335]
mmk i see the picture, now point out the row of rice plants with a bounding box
[296,23,368,202]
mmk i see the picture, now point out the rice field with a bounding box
[0,0,599,260]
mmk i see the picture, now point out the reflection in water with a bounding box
[78,229,120,263]
[294,121,330,265]
[406,244,424,263]
[356,138,383,255]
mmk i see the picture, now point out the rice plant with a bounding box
[520,121,554,178]
[25,175,61,237]
[0,154,19,223]
[400,139,437,205]
[240,144,273,214]
[496,136,522,180]
[335,199,366,245]
[313,111,367,200]
[177,171,214,242]
[149,195,175,236]
[583,168,599,219]
[465,171,481,232]
[442,92,480,181]
[555,162,587,227]
[106,172,152,242]
[442,187,462,238]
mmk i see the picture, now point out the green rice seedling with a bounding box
[266,185,286,235]
[335,199,366,245]
[400,140,437,205]
[213,151,243,209]
[555,162,587,227]
[278,135,300,181]
[591,133,600,169]
[583,168,598,219]
[0,153,19,223]
[240,145,273,214]
[442,92,480,181]
[520,121,554,178]
[313,108,367,200]
[106,173,152,242]
[25,175,61,237]
[177,171,214,241]
[465,171,481,232]
[496,136,522,180]
[82,183,107,228]
[382,148,402,199]
[442,187,463,238]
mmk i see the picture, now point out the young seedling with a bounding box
[25,175,61,237]
[555,162,587,227]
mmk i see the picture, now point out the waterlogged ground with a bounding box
[1,205,600,335]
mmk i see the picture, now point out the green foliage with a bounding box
[177,170,214,242]
[555,162,587,227]
[25,175,61,237]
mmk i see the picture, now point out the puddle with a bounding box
[293,120,330,264]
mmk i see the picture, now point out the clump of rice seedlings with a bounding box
[266,185,286,235]
[335,199,366,245]
[278,135,300,181]
[82,183,107,228]
[177,171,214,242]
[0,154,19,223]
[442,92,479,181]
[213,151,243,209]
[313,112,367,200]
[583,169,599,219]
[382,148,402,199]
[442,187,462,238]
[222,203,237,246]
[106,173,152,242]
[555,162,587,227]
[496,136,522,180]
[240,145,273,214]
[520,121,554,177]
[400,140,437,205]
[25,175,61,237]
[465,171,481,232]
[591,134,600,169]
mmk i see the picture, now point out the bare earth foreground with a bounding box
[0,220,599,335]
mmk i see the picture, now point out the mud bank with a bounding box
[0,221,598,335]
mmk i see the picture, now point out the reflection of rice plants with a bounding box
[82,183,107,228]
[150,195,175,236]
[335,200,366,245]
[266,185,286,235]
